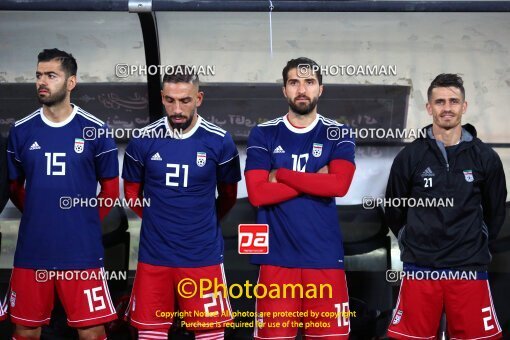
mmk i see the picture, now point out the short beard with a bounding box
[288,97,318,116]
[168,110,195,131]
[37,84,67,107]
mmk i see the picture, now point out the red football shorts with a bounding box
[254,265,350,339]
[125,262,233,331]
[388,277,502,339]
[6,267,117,328]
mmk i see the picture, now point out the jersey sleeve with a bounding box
[7,126,24,181]
[385,150,411,237]
[481,150,507,241]
[245,126,271,171]
[330,126,355,165]
[122,138,145,183]
[94,123,119,179]
[0,135,10,213]
[217,132,241,184]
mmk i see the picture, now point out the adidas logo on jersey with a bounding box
[421,167,435,177]
[273,145,285,154]
[29,141,41,150]
[151,152,162,161]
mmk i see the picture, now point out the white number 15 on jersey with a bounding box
[45,152,66,176]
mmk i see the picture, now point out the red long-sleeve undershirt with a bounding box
[124,180,238,220]
[97,177,120,221]
[9,178,25,212]
[246,159,355,207]
[124,180,144,218]
[216,182,238,220]
[9,177,119,222]
[276,159,355,197]
[245,170,300,207]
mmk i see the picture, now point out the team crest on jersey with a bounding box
[463,170,474,182]
[74,138,85,154]
[312,143,323,157]
[10,291,16,308]
[196,152,207,167]
[392,310,403,325]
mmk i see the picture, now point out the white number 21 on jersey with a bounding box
[166,163,189,187]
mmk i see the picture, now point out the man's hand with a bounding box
[269,169,278,183]
[317,165,329,174]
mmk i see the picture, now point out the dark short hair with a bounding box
[37,48,77,78]
[282,57,322,86]
[162,65,199,87]
[427,73,465,100]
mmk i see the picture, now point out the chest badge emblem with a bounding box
[196,152,207,167]
[463,170,474,182]
[312,143,323,158]
[74,138,85,154]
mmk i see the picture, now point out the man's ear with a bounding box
[67,75,77,92]
[196,91,204,107]
[426,102,432,116]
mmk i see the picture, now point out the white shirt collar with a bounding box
[283,113,320,134]
[40,103,78,128]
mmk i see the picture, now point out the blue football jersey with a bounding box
[7,105,119,270]
[245,114,355,269]
[122,116,241,267]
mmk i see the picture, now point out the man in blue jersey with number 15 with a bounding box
[4,49,119,340]
[122,68,241,340]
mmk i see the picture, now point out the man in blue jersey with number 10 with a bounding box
[245,57,356,339]
[4,49,119,340]
[122,68,241,340]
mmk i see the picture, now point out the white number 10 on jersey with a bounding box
[291,153,309,172]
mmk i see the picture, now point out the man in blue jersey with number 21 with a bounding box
[123,68,241,340]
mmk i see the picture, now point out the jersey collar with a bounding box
[164,114,202,139]
[40,103,78,128]
[283,113,320,134]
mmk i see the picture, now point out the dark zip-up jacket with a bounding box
[385,124,507,270]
